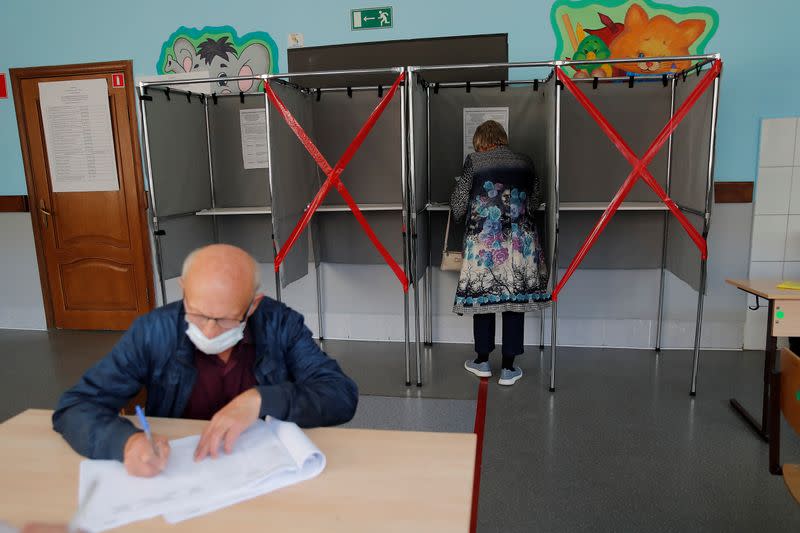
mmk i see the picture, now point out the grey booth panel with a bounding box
[558,211,665,269]
[428,85,552,204]
[311,91,402,205]
[669,74,714,213]
[208,94,271,208]
[310,218,322,267]
[157,215,215,279]
[559,80,670,203]
[665,211,704,292]
[216,215,274,264]
[268,83,316,287]
[414,209,429,280]
[316,212,404,265]
[536,83,556,282]
[545,113,557,287]
[411,78,428,213]
[144,88,212,217]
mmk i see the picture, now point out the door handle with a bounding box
[39,200,53,228]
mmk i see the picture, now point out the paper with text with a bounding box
[39,79,120,193]
[463,107,510,161]
[240,108,269,169]
[75,418,325,532]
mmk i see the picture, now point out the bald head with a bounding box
[180,245,262,323]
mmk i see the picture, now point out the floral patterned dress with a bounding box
[450,146,550,314]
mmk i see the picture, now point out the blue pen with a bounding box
[135,405,160,458]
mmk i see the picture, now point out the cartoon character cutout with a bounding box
[572,27,613,78]
[163,36,271,94]
[610,3,705,74]
[556,1,713,78]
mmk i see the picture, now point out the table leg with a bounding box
[728,300,775,442]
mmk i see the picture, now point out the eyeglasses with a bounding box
[184,298,253,330]
[185,313,244,330]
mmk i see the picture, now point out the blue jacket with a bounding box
[53,298,358,461]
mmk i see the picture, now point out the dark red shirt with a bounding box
[182,329,258,420]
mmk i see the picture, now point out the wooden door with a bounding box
[11,61,154,330]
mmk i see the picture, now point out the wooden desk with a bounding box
[0,410,476,532]
[726,279,800,441]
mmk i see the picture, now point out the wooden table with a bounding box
[726,279,800,441]
[0,410,476,532]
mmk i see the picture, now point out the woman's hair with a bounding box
[472,120,508,152]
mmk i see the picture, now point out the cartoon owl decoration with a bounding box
[572,28,613,78]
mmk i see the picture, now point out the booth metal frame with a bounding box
[137,67,422,387]
[410,53,721,396]
[137,54,720,395]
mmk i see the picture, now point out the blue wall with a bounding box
[1,0,798,195]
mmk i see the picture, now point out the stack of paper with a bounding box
[74,418,325,532]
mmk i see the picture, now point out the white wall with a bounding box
[745,117,800,349]
[153,201,751,349]
[0,213,46,330]
[0,202,750,349]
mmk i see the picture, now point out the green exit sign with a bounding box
[351,7,393,30]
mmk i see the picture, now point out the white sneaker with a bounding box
[498,367,523,386]
[464,359,491,378]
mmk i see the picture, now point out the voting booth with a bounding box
[138,54,720,392]
[410,56,720,392]
[138,68,417,383]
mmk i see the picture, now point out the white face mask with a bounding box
[185,319,246,355]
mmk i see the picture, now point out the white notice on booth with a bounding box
[240,109,269,169]
[39,79,119,192]
[463,107,510,161]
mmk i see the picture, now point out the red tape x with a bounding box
[265,72,409,291]
[552,60,722,301]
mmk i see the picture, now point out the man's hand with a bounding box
[123,432,170,477]
[194,388,262,461]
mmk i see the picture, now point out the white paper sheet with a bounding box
[39,79,119,192]
[75,418,325,532]
[164,421,325,523]
[240,108,269,169]
[463,107,510,161]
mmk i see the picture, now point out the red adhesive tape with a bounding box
[265,72,409,290]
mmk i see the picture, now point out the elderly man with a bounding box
[53,244,357,477]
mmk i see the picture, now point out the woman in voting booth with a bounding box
[450,120,549,386]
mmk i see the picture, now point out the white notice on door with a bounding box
[240,109,269,170]
[463,107,510,161]
[39,79,120,192]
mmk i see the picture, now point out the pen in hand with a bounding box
[135,405,160,458]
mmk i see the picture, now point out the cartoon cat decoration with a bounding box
[610,3,705,74]
[556,1,715,78]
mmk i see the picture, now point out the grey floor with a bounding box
[1,329,799,531]
[323,338,479,400]
[478,346,800,532]
[343,395,476,433]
